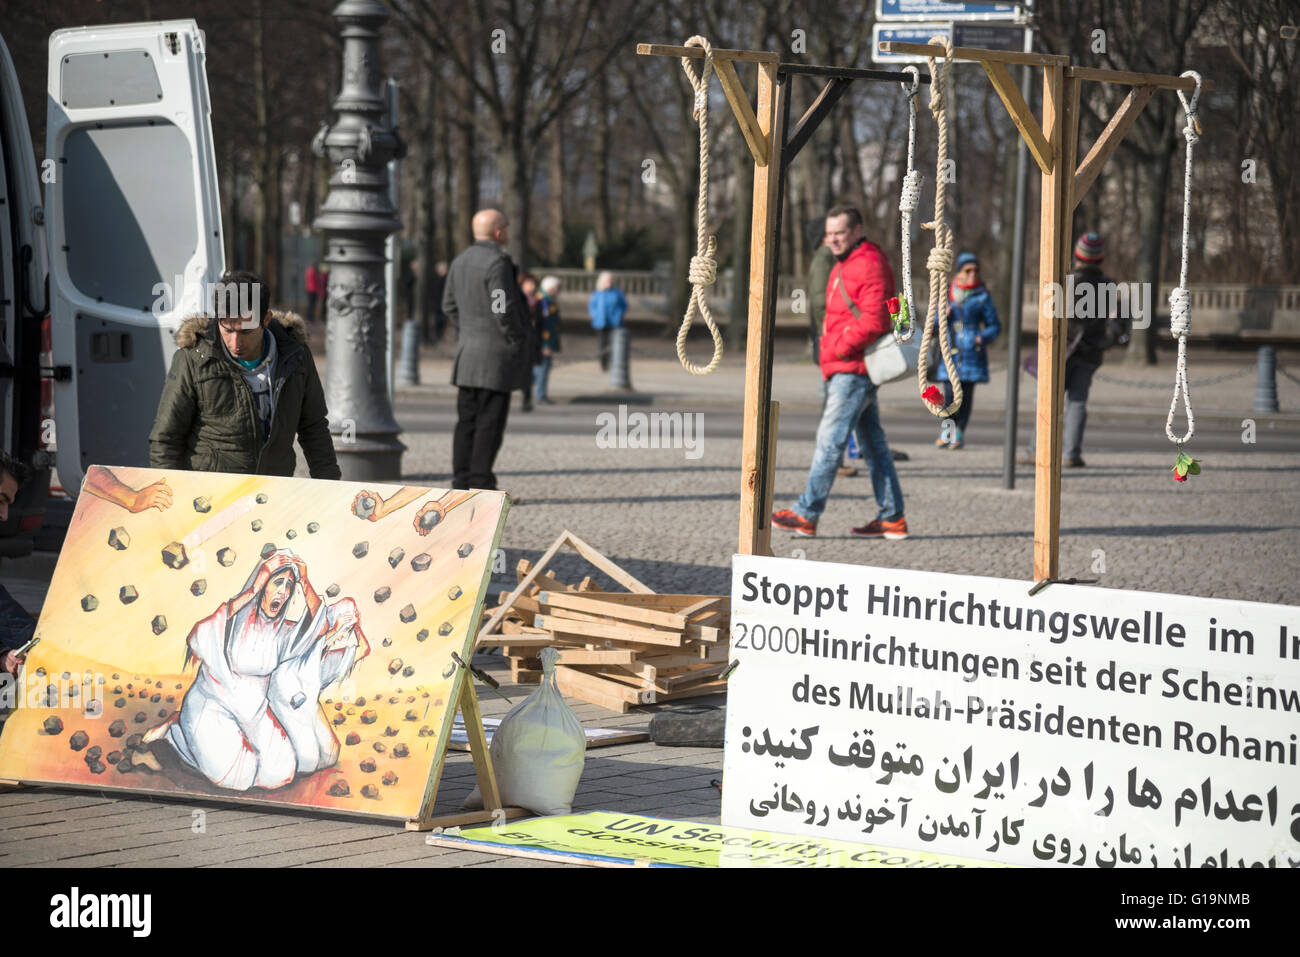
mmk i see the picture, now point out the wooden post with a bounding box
[651,39,1199,579]
[762,400,780,532]
[738,63,785,556]
[1033,68,1080,581]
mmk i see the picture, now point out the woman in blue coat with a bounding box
[931,251,1000,449]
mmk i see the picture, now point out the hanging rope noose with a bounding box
[1167,71,1201,446]
[915,37,962,416]
[893,66,921,343]
[676,36,724,375]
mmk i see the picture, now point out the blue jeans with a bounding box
[533,355,553,400]
[794,373,904,523]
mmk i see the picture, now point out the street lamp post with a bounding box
[311,0,406,480]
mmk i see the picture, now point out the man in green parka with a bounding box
[149,271,341,479]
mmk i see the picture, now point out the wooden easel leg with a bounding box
[458,680,502,812]
[404,681,529,832]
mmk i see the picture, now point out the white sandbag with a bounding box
[462,647,586,816]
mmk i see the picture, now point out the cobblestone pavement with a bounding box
[396,338,1300,606]
[2,336,1296,867]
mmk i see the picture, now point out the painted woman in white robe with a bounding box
[144,548,369,791]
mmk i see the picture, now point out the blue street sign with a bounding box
[876,0,1020,21]
[872,22,951,64]
[953,22,1030,51]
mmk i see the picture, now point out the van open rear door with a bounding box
[46,20,224,490]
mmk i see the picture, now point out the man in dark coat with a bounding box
[442,209,531,491]
[149,271,341,479]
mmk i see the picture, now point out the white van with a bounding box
[0,20,223,550]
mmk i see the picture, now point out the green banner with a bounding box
[430,811,1005,868]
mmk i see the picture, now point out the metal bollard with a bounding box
[609,325,632,391]
[1254,345,1279,413]
[396,319,421,386]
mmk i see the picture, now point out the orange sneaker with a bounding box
[851,517,908,540]
[772,509,817,537]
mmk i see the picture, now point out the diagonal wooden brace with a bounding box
[783,77,851,168]
[1073,85,1154,208]
[714,59,770,166]
[982,60,1053,175]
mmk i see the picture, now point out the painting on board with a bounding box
[0,466,510,821]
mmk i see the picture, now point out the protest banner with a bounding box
[427,810,1001,867]
[723,556,1300,867]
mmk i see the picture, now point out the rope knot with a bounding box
[926,246,953,274]
[688,251,717,286]
[1182,113,1200,145]
[1169,286,1191,337]
[899,170,922,213]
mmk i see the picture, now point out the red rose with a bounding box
[1173,472,1188,482]
[887,297,900,315]
[922,385,943,405]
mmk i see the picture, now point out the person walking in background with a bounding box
[588,271,626,372]
[1020,231,1118,468]
[518,273,542,412]
[932,251,1000,450]
[442,209,531,491]
[430,261,449,343]
[771,205,908,540]
[806,218,834,366]
[808,218,857,477]
[403,253,417,323]
[535,275,563,404]
[304,262,324,323]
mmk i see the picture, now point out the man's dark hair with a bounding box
[826,205,863,230]
[211,270,273,323]
[0,450,30,488]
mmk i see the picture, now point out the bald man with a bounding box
[441,208,531,490]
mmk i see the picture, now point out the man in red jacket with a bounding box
[772,205,908,539]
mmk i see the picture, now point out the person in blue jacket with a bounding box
[931,251,1000,449]
[587,272,627,372]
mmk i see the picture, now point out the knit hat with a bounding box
[955,251,978,270]
[1074,231,1105,263]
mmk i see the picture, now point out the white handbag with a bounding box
[833,270,918,386]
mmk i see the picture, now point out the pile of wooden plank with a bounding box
[476,531,731,713]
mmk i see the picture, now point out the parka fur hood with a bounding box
[174,310,309,350]
[150,310,340,479]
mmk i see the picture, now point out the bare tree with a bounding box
[390,0,654,268]
[1212,1,1300,277]
[1041,0,1213,365]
